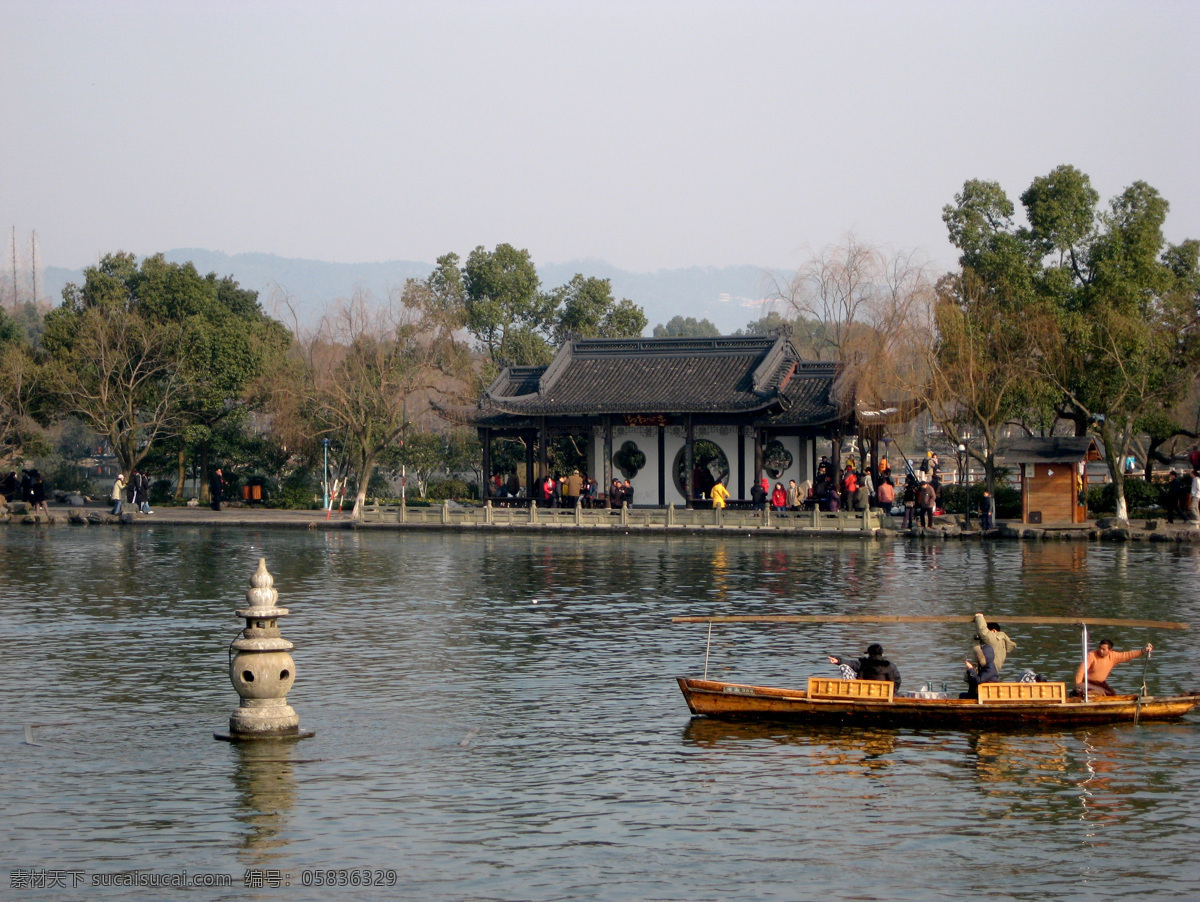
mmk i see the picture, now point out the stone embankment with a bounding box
[875,515,1200,543]
[2,500,1199,543]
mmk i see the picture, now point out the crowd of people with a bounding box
[109,469,156,515]
[1,468,50,516]
[830,612,1153,700]
[1160,463,1200,525]
[488,469,631,508]
[483,450,945,524]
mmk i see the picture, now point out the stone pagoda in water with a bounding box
[216,558,313,741]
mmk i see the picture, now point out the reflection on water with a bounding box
[2,528,1199,899]
[232,741,299,859]
[684,718,900,774]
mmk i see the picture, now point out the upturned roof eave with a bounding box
[477,396,787,418]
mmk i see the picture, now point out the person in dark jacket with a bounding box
[750,480,767,514]
[828,644,901,689]
[961,643,999,699]
[30,469,49,516]
[210,468,225,511]
[980,490,995,530]
[132,469,152,514]
[902,475,917,528]
[0,470,17,502]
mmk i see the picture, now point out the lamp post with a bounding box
[322,438,330,511]
[958,443,971,529]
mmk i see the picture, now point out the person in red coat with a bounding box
[771,482,787,511]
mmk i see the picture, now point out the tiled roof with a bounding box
[1001,436,1102,463]
[489,365,544,399]
[763,363,841,426]
[479,336,842,426]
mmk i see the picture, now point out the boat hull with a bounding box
[677,677,1200,728]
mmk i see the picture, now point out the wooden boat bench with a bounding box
[977,681,1067,704]
[807,678,894,702]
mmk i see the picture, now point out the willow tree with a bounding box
[920,271,1053,493]
[774,235,935,466]
[282,290,469,519]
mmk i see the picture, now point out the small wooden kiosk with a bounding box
[1003,437,1101,524]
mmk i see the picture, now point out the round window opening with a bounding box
[672,440,730,499]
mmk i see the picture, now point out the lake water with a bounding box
[3,527,1200,900]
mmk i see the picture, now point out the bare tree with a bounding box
[914,271,1052,492]
[279,289,469,519]
[41,306,187,475]
[773,235,935,464]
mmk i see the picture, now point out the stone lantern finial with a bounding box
[215,558,313,741]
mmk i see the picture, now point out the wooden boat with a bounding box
[677,675,1200,727]
[674,614,1199,728]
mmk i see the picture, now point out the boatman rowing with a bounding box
[1074,639,1153,697]
[972,613,1016,672]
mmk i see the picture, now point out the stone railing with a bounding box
[360,500,879,533]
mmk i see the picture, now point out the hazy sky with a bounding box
[4,0,1198,277]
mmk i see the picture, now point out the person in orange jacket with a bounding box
[1074,639,1152,697]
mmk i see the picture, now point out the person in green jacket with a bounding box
[973,613,1017,672]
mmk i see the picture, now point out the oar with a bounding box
[1134,647,1152,726]
[671,614,1189,629]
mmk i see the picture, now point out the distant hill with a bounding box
[43,250,792,335]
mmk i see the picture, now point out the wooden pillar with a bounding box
[753,429,764,488]
[603,416,613,508]
[737,427,746,499]
[480,428,492,499]
[657,425,666,507]
[538,417,549,480]
[684,415,694,507]
[524,432,535,498]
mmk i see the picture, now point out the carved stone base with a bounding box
[223,697,307,739]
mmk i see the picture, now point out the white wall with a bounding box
[592,425,821,505]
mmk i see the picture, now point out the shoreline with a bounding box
[5,502,1200,543]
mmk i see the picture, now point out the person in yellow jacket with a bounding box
[710,479,730,509]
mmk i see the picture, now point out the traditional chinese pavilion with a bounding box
[473,335,851,506]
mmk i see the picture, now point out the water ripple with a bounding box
[2,530,1199,899]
